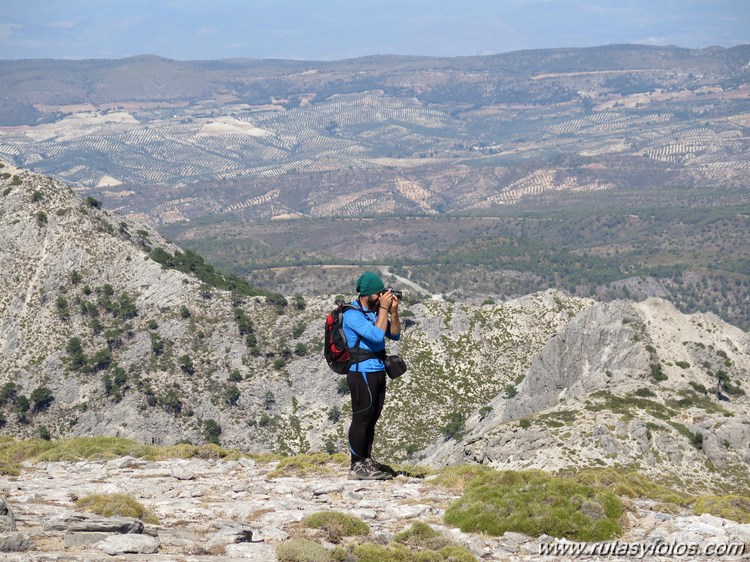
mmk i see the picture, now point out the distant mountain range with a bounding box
[0,44,748,224]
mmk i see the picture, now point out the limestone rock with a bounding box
[0,498,16,532]
[44,513,144,534]
[205,524,254,548]
[95,533,160,555]
[0,532,34,552]
[503,300,649,421]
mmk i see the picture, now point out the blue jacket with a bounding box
[343,300,400,372]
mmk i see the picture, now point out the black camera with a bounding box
[385,287,403,299]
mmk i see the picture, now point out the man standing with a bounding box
[343,271,401,480]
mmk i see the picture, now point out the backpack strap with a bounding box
[344,302,385,371]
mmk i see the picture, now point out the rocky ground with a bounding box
[1,456,749,561]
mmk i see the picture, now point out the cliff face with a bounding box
[0,162,334,452]
[420,297,750,493]
[2,162,749,494]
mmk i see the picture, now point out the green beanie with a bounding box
[356,271,385,296]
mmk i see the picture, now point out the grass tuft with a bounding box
[428,464,496,492]
[394,521,452,551]
[443,469,623,541]
[570,468,691,505]
[693,495,750,524]
[267,452,343,478]
[302,511,370,542]
[276,538,332,562]
[76,493,159,524]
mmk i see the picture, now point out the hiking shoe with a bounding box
[364,457,395,478]
[348,461,390,480]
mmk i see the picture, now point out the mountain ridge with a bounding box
[0,164,748,495]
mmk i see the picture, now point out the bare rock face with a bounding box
[419,297,750,494]
[503,301,650,421]
[96,534,160,556]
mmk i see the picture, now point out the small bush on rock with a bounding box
[303,511,370,542]
[276,538,331,562]
[394,521,452,551]
[76,493,159,524]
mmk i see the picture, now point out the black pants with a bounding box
[347,370,386,465]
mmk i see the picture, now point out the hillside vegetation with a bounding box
[1,165,748,497]
[164,186,750,331]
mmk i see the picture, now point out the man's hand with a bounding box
[390,291,400,310]
[379,291,394,311]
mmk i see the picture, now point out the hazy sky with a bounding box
[1,0,748,61]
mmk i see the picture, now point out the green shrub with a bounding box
[276,538,331,562]
[76,493,158,524]
[223,384,240,406]
[178,354,195,375]
[89,348,112,372]
[650,363,667,381]
[0,382,18,403]
[691,432,704,450]
[327,405,341,423]
[202,419,222,445]
[444,469,623,541]
[150,333,164,355]
[85,196,102,209]
[395,521,451,550]
[37,424,51,441]
[292,321,306,338]
[442,412,466,441]
[350,543,394,562]
[302,511,370,542]
[66,337,86,370]
[30,386,54,413]
[337,378,349,396]
[693,495,750,524]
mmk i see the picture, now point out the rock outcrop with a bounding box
[503,300,650,421]
[419,298,750,494]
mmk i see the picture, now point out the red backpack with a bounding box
[324,302,380,373]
